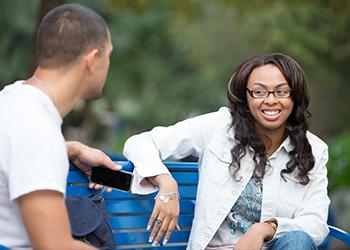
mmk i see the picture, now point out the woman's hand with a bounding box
[147,174,180,246]
[234,222,275,250]
[66,141,121,192]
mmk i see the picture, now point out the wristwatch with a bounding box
[264,218,278,242]
[265,218,278,232]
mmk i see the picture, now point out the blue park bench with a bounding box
[1,160,350,250]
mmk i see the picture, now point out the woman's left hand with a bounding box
[146,174,180,246]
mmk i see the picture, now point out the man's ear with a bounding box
[84,49,100,72]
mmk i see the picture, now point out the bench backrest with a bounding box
[1,160,348,249]
[67,161,198,249]
[66,161,350,250]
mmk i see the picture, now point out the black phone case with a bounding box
[91,166,133,192]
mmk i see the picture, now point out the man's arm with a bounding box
[18,190,97,250]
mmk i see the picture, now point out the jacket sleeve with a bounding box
[123,110,220,194]
[274,145,330,245]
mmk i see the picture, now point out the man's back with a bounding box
[0,3,114,249]
[0,81,68,248]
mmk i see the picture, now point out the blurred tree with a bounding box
[1,0,349,155]
[327,133,350,191]
[227,0,350,137]
[0,0,39,85]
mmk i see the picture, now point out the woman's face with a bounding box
[246,64,294,136]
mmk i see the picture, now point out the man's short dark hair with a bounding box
[36,3,109,68]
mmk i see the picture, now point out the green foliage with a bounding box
[327,134,350,192]
[0,0,39,86]
[0,0,350,190]
[95,0,350,138]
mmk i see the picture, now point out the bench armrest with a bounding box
[328,225,350,246]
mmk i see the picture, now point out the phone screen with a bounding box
[91,166,133,192]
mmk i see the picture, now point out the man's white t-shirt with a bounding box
[0,81,68,249]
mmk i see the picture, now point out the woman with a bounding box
[123,53,330,249]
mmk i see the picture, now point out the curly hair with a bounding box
[227,53,314,185]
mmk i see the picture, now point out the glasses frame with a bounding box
[246,88,292,99]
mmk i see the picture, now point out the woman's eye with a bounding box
[276,89,288,94]
[254,90,266,95]
[275,89,291,97]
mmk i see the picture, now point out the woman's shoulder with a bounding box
[218,106,230,114]
[216,106,232,121]
[192,106,231,126]
[209,107,234,139]
[306,131,328,153]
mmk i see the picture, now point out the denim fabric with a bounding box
[65,193,115,250]
[267,231,317,250]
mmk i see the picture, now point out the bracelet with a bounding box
[154,192,180,203]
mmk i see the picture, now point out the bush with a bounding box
[327,133,350,192]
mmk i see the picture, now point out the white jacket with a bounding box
[123,107,330,249]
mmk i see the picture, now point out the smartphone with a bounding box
[91,166,133,192]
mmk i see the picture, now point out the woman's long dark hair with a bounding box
[227,53,314,185]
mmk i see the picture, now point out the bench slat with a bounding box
[105,200,195,215]
[113,230,190,245]
[68,161,198,172]
[108,215,194,230]
[115,246,187,250]
[68,170,199,185]
[66,185,198,200]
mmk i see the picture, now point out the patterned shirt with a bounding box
[206,177,263,249]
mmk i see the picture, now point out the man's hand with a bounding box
[66,141,121,192]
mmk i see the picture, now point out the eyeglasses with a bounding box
[246,88,292,99]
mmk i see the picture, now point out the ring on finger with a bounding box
[156,218,162,224]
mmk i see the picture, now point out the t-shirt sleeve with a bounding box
[7,123,68,201]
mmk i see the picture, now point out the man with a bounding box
[0,4,119,249]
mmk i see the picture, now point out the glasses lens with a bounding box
[274,89,290,98]
[247,88,291,98]
[252,90,268,98]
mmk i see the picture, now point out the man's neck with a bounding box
[27,67,84,118]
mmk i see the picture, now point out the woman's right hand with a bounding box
[234,222,275,250]
[146,174,180,246]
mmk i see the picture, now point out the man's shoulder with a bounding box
[0,80,25,93]
[0,83,60,130]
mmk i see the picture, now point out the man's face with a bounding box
[93,37,113,99]
[85,35,113,100]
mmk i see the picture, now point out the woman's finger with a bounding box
[147,204,160,230]
[149,215,163,245]
[161,219,176,245]
[152,215,170,246]
[147,204,160,243]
